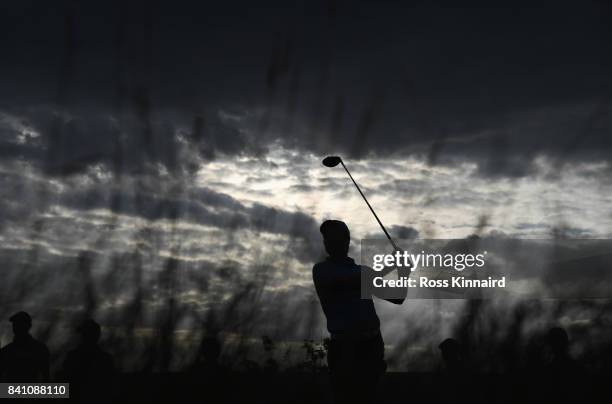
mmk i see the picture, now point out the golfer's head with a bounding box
[320,220,350,257]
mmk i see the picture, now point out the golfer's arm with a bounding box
[371,264,410,305]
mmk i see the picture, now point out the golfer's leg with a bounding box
[361,334,386,403]
[328,339,357,404]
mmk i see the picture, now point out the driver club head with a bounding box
[322,156,342,167]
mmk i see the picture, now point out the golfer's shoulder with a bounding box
[312,260,337,279]
[312,261,328,274]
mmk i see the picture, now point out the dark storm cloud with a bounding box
[389,225,419,240]
[513,222,594,238]
[61,183,321,245]
[363,225,419,241]
[0,105,266,176]
[1,0,612,177]
[0,166,321,262]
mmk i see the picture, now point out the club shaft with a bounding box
[340,161,399,251]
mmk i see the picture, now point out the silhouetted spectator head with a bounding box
[9,311,32,337]
[439,338,460,365]
[200,335,221,363]
[547,327,569,356]
[78,319,101,346]
[320,220,350,257]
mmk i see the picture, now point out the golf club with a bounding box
[322,156,399,251]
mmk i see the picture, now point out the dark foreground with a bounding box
[65,371,610,403]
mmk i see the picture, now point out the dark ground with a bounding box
[69,371,610,403]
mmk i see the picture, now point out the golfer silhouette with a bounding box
[313,220,408,404]
[0,311,50,382]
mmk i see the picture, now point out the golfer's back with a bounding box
[313,256,380,335]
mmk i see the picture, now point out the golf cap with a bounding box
[9,311,32,325]
[320,220,350,240]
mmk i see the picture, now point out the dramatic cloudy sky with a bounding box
[1,0,612,369]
